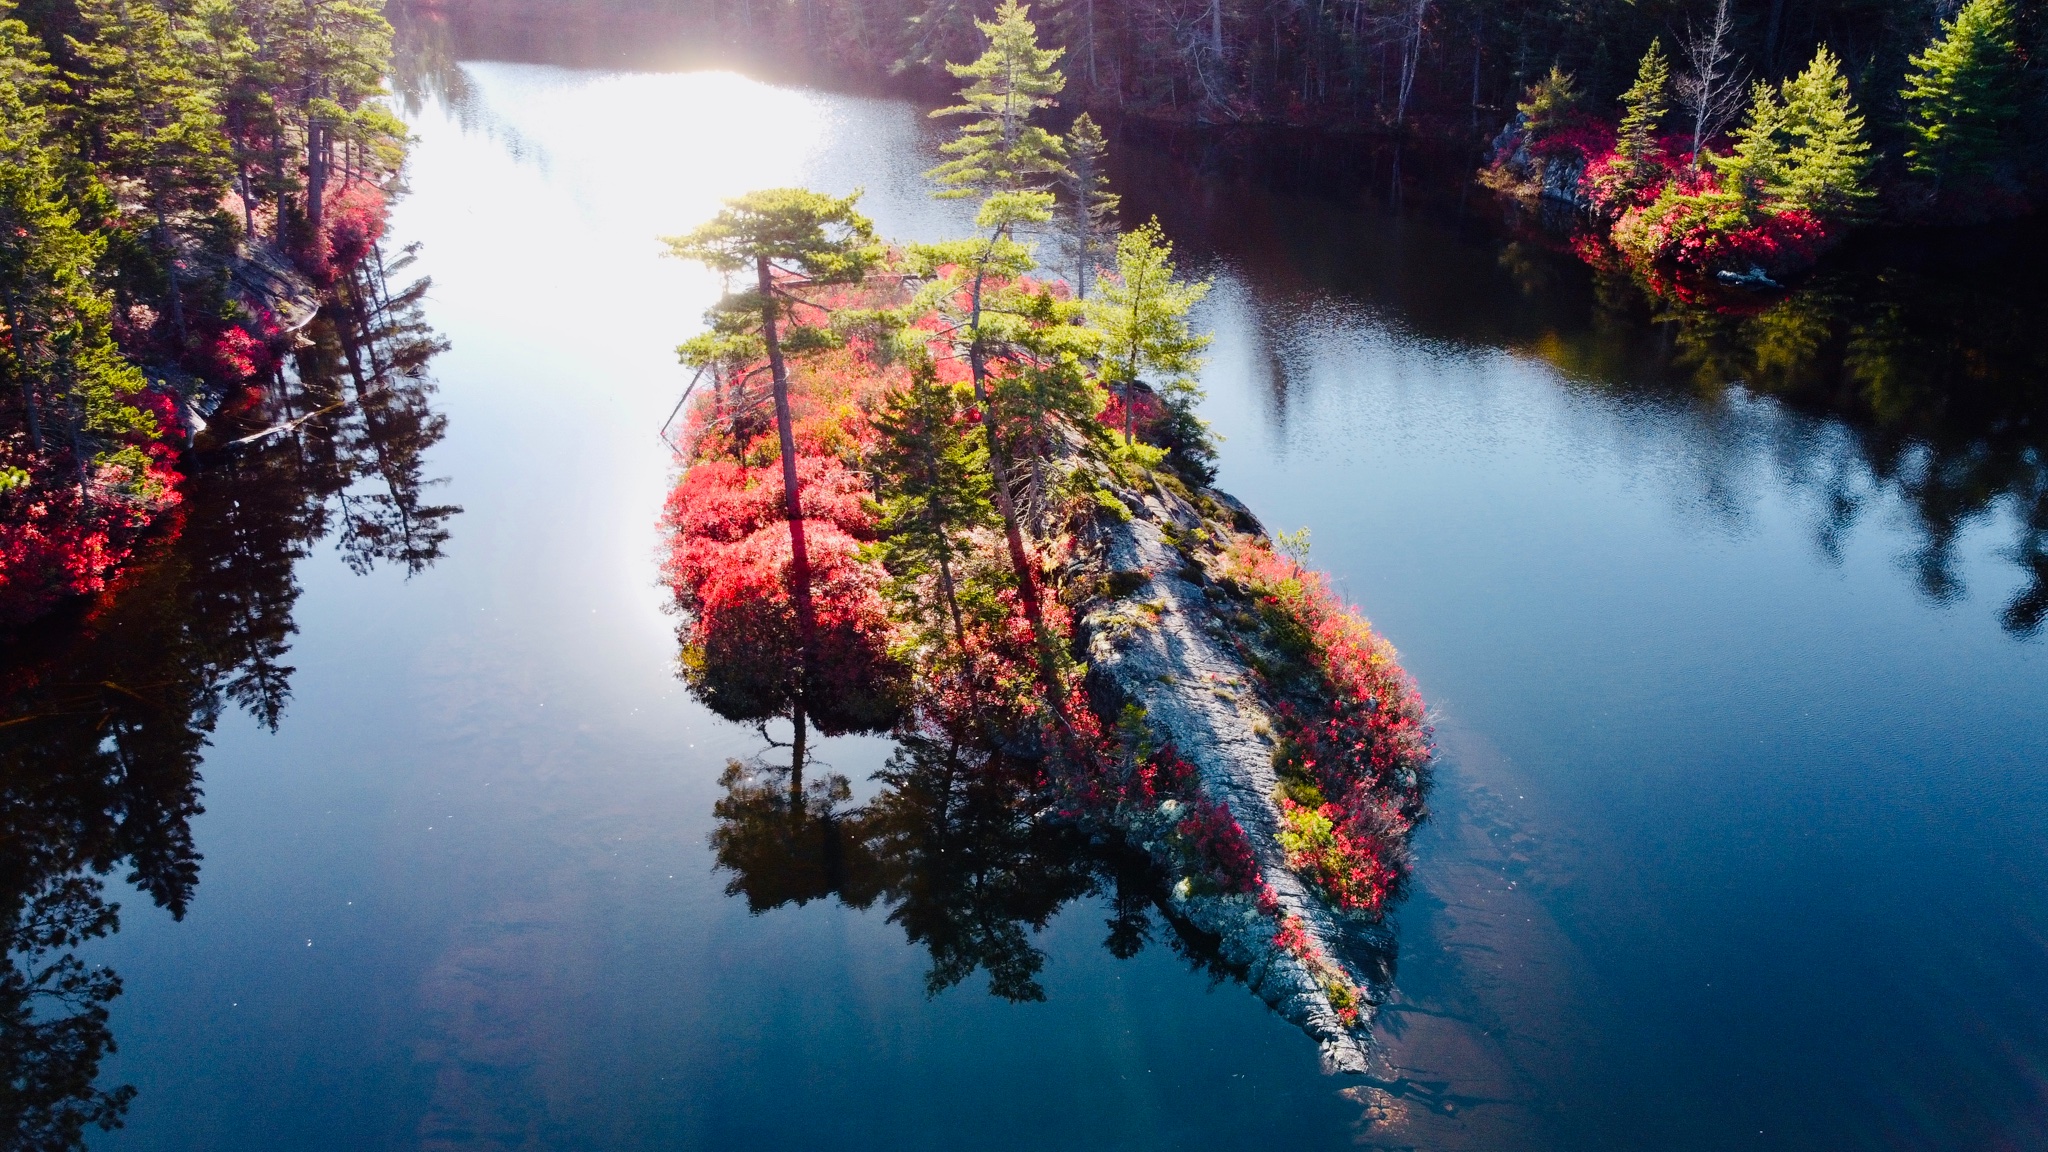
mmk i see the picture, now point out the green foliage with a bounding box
[665,187,882,343]
[0,11,160,489]
[1088,219,1214,483]
[1778,48,1873,218]
[925,0,1067,201]
[68,0,233,223]
[870,365,1001,654]
[1616,39,1671,165]
[667,187,881,283]
[1059,112,1118,299]
[1902,0,2023,184]
[1714,79,1791,203]
[1716,46,1872,219]
[1517,64,1582,136]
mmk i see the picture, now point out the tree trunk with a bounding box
[936,543,969,658]
[7,300,41,451]
[306,119,325,234]
[759,255,819,667]
[789,699,807,803]
[157,208,187,344]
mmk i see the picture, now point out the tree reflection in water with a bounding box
[0,256,454,1149]
[1644,235,2048,635]
[711,719,1221,1005]
[1113,128,2048,639]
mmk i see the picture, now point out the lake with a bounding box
[22,17,2047,1152]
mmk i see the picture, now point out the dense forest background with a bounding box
[398,0,2044,176]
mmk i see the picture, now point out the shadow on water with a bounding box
[1114,123,2048,638]
[0,254,453,1150]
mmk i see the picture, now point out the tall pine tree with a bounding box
[1087,220,1213,483]
[1597,39,1671,210]
[1779,46,1872,218]
[914,0,1068,680]
[1058,111,1117,300]
[68,0,231,343]
[666,188,882,736]
[1901,0,2022,187]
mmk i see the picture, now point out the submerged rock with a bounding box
[1070,470,1410,1074]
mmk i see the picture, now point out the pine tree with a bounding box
[1592,39,1672,211]
[1713,79,1792,205]
[1517,64,1581,136]
[666,188,882,681]
[1779,46,1872,218]
[1901,0,2022,187]
[1087,220,1213,483]
[1617,39,1671,166]
[1058,111,1118,300]
[870,365,998,664]
[1713,46,1873,221]
[264,0,395,232]
[926,0,1067,201]
[915,0,1069,682]
[68,0,232,342]
[0,13,157,492]
[184,0,278,236]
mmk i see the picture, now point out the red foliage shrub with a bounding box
[1176,796,1260,895]
[204,325,266,383]
[679,519,905,734]
[1099,386,1164,441]
[324,182,389,276]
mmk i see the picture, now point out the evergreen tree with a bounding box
[1714,78,1792,205]
[1058,111,1118,299]
[1517,64,1581,136]
[926,0,1067,201]
[1779,46,1872,218]
[265,0,396,232]
[1617,39,1671,163]
[1901,0,2022,187]
[870,365,998,663]
[916,0,1069,679]
[1087,220,1212,482]
[1714,46,1872,220]
[0,13,158,493]
[184,0,277,236]
[1591,39,1672,211]
[67,0,232,342]
[666,188,882,679]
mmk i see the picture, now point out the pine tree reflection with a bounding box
[0,254,454,1148]
[1652,228,2048,634]
[711,721,1183,1004]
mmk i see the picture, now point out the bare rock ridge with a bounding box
[1072,472,1392,1075]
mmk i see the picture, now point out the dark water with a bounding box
[7,17,2045,1152]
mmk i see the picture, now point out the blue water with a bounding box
[50,47,2048,1152]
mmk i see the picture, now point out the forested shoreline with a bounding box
[400,0,2044,167]
[0,0,410,628]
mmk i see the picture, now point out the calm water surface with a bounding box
[51,42,2048,1152]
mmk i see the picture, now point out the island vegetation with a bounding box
[1485,0,2034,293]
[0,0,412,629]
[661,1,1432,1066]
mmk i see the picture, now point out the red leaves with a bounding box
[663,451,904,734]
[681,519,905,732]
[1177,796,1260,895]
[205,325,266,383]
[324,182,389,278]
